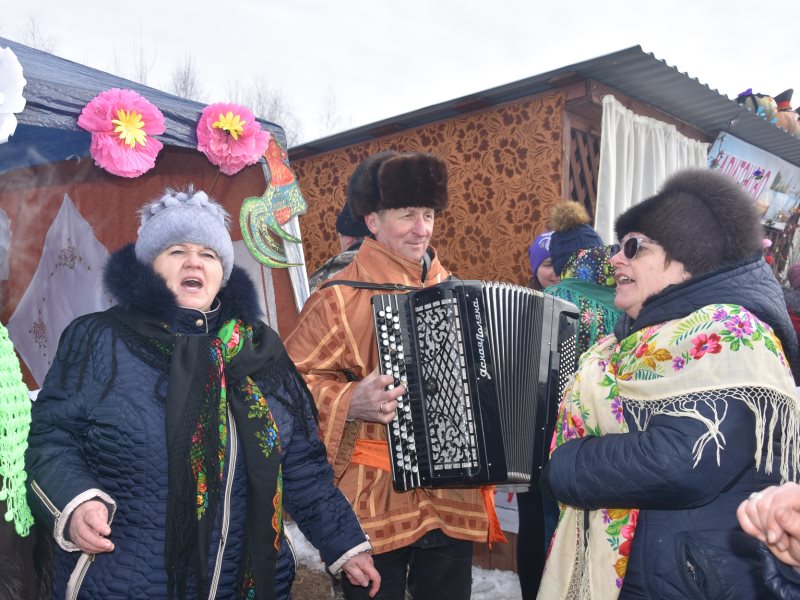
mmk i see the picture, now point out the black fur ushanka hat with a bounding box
[346,151,449,218]
[615,168,763,276]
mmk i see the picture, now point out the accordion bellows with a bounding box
[371,280,578,492]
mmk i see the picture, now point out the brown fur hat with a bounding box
[615,169,763,276]
[347,151,448,218]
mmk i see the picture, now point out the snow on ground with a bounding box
[287,522,523,600]
[470,565,523,600]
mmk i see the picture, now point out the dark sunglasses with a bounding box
[612,237,659,259]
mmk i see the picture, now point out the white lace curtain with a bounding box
[594,95,710,243]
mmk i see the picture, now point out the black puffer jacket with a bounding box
[545,256,797,600]
[26,245,368,599]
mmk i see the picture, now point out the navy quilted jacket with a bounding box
[544,256,798,599]
[26,245,368,599]
[762,545,800,599]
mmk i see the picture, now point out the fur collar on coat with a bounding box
[104,244,262,327]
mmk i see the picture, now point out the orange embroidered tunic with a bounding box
[284,238,491,554]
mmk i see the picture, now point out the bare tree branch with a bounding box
[225,78,304,147]
[316,86,351,139]
[110,49,125,81]
[169,56,204,101]
[130,38,156,86]
[20,16,56,53]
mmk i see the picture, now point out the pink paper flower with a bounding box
[196,103,270,176]
[77,88,165,178]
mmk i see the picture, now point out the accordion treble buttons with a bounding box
[371,279,578,491]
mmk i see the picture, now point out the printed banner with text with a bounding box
[708,132,800,230]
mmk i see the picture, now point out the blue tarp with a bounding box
[0,37,285,174]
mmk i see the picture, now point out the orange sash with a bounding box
[350,438,392,472]
[480,485,508,546]
[350,438,507,545]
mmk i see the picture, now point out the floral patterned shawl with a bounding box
[538,304,800,600]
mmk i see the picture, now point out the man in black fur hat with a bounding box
[286,151,498,600]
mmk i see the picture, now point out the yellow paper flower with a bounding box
[111,109,147,148]
[212,111,246,141]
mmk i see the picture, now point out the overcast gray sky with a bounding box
[1,0,798,144]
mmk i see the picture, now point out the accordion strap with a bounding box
[319,279,422,292]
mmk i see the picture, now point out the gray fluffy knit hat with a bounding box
[615,169,763,277]
[134,188,235,284]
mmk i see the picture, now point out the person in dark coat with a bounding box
[307,202,371,293]
[539,169,800,600]
[519,217,621,600]
[516,229,558,600]
[546,200,621,359]
[782,263,800,384]
[26,188,379,600]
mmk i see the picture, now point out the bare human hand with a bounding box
[69,499,114,554]
[738,486,779,544]
[341,552,381,598]
[770,505,800,567]
[347,368,405,424]
[738,483,800,567]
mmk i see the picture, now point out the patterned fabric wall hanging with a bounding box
[291,91,566,285]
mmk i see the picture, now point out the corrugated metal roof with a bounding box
[290,46,800,168]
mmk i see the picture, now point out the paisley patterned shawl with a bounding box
[538,304,800,600]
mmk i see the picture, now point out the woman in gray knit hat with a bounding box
[539,168,800,600]
[26,188,380,600]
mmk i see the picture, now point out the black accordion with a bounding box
[371,279,578,492]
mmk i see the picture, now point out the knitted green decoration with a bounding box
[0,322,33,536]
